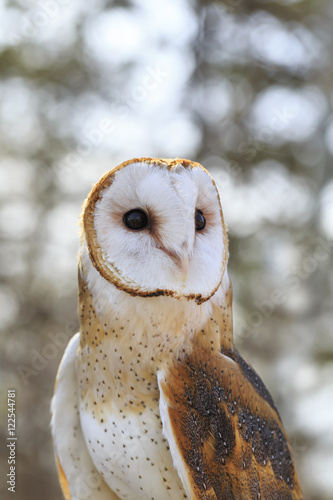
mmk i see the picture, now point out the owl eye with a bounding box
[123,209,149,230]
[195,209,206,231]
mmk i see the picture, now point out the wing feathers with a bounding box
[51,333,119,500]
[56,456,71,500]
[158,346,302,500]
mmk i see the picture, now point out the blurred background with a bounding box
[0,0,333,498]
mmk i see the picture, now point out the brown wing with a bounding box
[158,346,302,500]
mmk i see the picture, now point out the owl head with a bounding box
[80,158,228,305]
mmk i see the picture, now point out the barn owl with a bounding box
[51,157,302,500]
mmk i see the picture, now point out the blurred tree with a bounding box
[0,1,332,499]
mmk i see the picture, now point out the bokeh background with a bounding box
[1,0,333,498]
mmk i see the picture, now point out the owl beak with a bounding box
[180,255,189,283]
[159,245,189,282]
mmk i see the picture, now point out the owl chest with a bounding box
[77,346,187,500]
[79,396,187,500]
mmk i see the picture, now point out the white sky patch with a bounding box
[69,49,195,146]
[304,449,333,497]
[55,156,116,195]
[61,43,197,159]
[44,202,80,248]
[249,12,323,70]
[212,161,314,236]
[132,0,197,46]
[261,236,301,276]
[250,85,327,143]
[1,1,85,54]
[0,200,38,240]
[294,378,333,439]
[38,202,79,287]
[101,114,152,156]
[153,114,201,158]
[193,79,233,123]
[128,49,195,113]
[206,7,250,65]
[0,157,34,196]
[0,78,45,152]
[84,0,197,67]
[84,9,145,66]
[0,7,22,47]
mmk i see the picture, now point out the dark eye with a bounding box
[195,209,206,231]
[123,209,149,230]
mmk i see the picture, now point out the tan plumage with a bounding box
[51,157,302,499]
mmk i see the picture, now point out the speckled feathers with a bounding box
[81,157,227,303]
[51,157,302,500]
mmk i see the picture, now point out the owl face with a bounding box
[82,158,228,304]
